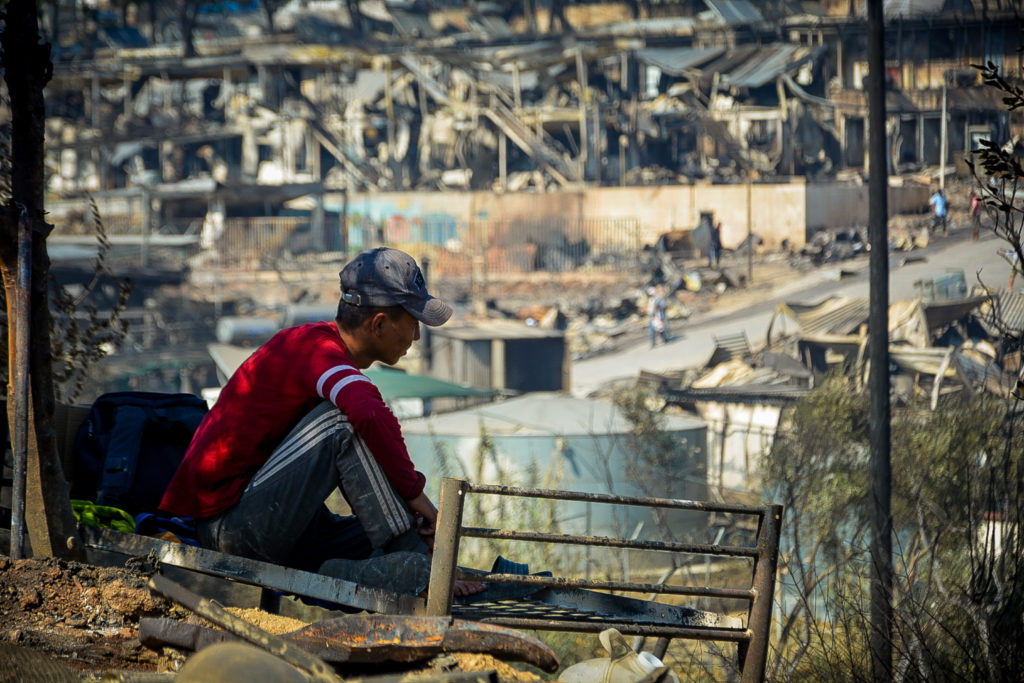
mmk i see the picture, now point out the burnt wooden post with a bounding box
[8,213,32,559]
[1,0,83,559]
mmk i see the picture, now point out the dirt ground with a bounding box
[0,555,184,678]
[0,554,544,681]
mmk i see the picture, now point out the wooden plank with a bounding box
[80,526,426,616]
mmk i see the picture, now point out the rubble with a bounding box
[0,555,186,674]
[40,2,1021,240]
[0,554,546,680]
[639,273,1024,496]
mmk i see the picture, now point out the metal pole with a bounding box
[739,505,782,683]
[939,83,947,192]
[576,47,588,180]
[867,0,893,679]
[140,190,150,268]
[746,177,753,283]
[499,131,507,190]
[10,211,32,560]
[421,256,432,372]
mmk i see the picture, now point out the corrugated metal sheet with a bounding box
[665,384,810,406]
[790,296,871,336]
[921,295,989,331]
[883,0,947,18]
[981,291,1024,335]
[388,8,439,39]
[947,87,1008,112]
[466,14,514,38]
[886,90,920,113]
[635,46,727,76]
[669,359,810,406]
[705,0,765,24]
[889,347,958,376]
[723,44,816,89]
[430,332,493,390]
[476,68,540,93]
[701,45,760,79]
[1001,291,1024,331]
[584,17,696,38]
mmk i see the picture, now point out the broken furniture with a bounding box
[425,478,783,683]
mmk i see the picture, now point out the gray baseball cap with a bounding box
[339,247,452,326]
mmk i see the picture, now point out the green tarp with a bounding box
[364,366,494,401]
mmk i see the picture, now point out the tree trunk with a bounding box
[1,0,83,560]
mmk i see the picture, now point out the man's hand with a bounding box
[406,492,439,545]
[405,492,487,596]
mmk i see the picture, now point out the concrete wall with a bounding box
[805,182,931,233]
[586,183,808,249]
[335,180,929,254]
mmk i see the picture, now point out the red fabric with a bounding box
[160,322,425,519]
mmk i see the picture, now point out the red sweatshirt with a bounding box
[160,322,425,518]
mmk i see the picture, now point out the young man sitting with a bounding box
[160,247,485,597]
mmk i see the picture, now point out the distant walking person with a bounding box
[709,221,723,268]
[647,285,671,347]
[930,188,948,236]
[970,190,982,241]
[999,248,1020,291]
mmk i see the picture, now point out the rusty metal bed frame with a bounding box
[424,478,783,683]
[75,476,782,681]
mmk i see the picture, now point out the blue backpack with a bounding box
[72,391,208,515]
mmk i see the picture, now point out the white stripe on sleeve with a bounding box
[328,374,371,405]
[316,364,359,398]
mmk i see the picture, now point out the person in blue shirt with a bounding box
[930,188,948,235]
[647,285,671,347]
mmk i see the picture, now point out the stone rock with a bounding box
[100,579,164,619]
[20,588,41,610]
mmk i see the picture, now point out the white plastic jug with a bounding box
[558,628,682,683]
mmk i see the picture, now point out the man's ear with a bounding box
[369,312,386,335]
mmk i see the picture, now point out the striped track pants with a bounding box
[195,401,423,571]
